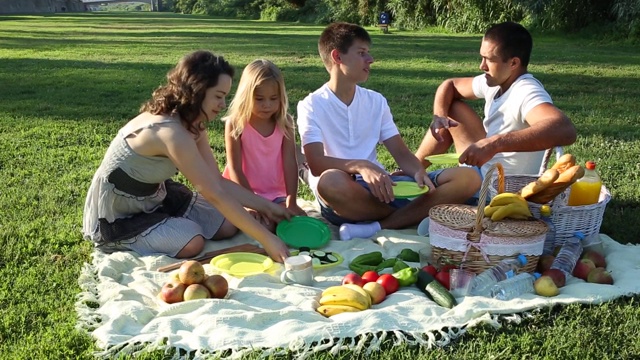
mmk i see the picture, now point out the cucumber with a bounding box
[415,269,457,308]
[312,250,326,258]
[425,281,457,309]
[326,254,338,263]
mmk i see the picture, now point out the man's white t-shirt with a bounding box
[472,73,552,177]
[296,83,399,193]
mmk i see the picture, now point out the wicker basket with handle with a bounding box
[488,148,611,245]
[429,163,548,275]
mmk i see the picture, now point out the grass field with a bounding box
[1,11,639,359]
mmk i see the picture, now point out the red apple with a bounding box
[587,267,614,285]
[536,254,555,273]
[572,258,596,280]
[183,284,211,300]
[159,281,186,304]
[361,270,380,284]
[342,273,365,287]
[202,274,229,299]
[376,274,400,295]
[179,260,206,285]
[542,268,566,288]
[581,250,606,268]
[362,281,386,304]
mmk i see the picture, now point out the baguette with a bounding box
[553,164,585,184]
[551,153,576,173]
[520,168,560,199]
[527,165,585,204]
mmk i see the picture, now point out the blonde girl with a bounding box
[222,59,306,231]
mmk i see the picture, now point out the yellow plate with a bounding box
[210,252,276,277]
[393,181,429,199]
[425,153,461,164]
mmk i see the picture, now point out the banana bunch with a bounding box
[316,284,371,317]
[484,192,532,221]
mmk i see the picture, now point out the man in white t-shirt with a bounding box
[297,22,481,240]
[415,21,576,178]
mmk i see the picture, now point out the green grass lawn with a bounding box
[1,11,639,359]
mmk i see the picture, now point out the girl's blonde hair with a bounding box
[223,59,292,139]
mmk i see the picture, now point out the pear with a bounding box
[534,275,559,297]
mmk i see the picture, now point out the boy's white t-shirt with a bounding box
[296,83,400,193]
[472,73,552,177]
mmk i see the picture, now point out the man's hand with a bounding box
[430,114,459,142]
[360,165,395,203]
[459,137,496,167]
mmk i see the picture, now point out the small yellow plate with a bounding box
[210,252,276,277]
[393,181,429,199]
[425,153,461,164]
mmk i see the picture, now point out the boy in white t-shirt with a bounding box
[297,22,481,240]
[415,21,576,178]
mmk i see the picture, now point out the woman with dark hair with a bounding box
[83,50,292,262]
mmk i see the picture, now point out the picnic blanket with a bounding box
[76,201,640,359]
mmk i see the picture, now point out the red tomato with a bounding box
[342,273,365,287]
[421,265,438,277]
[435,271,451,290]
[361,270,379,284]
[376,274,400,294]
[440,264,457,273]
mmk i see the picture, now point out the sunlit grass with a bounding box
[0,11,639,359]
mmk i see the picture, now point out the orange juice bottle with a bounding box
[567,161,602,206]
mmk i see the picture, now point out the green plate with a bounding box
[290,250,344,270]
[210,252,276,277]
[393,181,429,199]
[425,153,461,164]
[276,216,331,249]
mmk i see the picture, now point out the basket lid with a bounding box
[429,204,548,238]
[429,204,478,231]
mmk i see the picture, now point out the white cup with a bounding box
[280,255,314,286]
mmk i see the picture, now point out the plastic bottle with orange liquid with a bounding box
[567,161,602,206]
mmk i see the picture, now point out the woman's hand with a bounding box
[286,202,308,217]
[262,236,290,263]
[262,201,295,225]
[247,208,271,228]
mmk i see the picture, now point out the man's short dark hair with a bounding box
[484,21,533,68]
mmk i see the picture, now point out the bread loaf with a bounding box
[527,165,585,204]
[553,164,584,184]
[551,154,576,173]
[520,168,560,199]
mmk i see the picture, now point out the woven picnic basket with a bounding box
[429,163,548,275]
[488,148,611,245]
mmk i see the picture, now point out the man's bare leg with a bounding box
[415,100,486,166]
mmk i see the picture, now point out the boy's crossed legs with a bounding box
[315,166,481,240]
